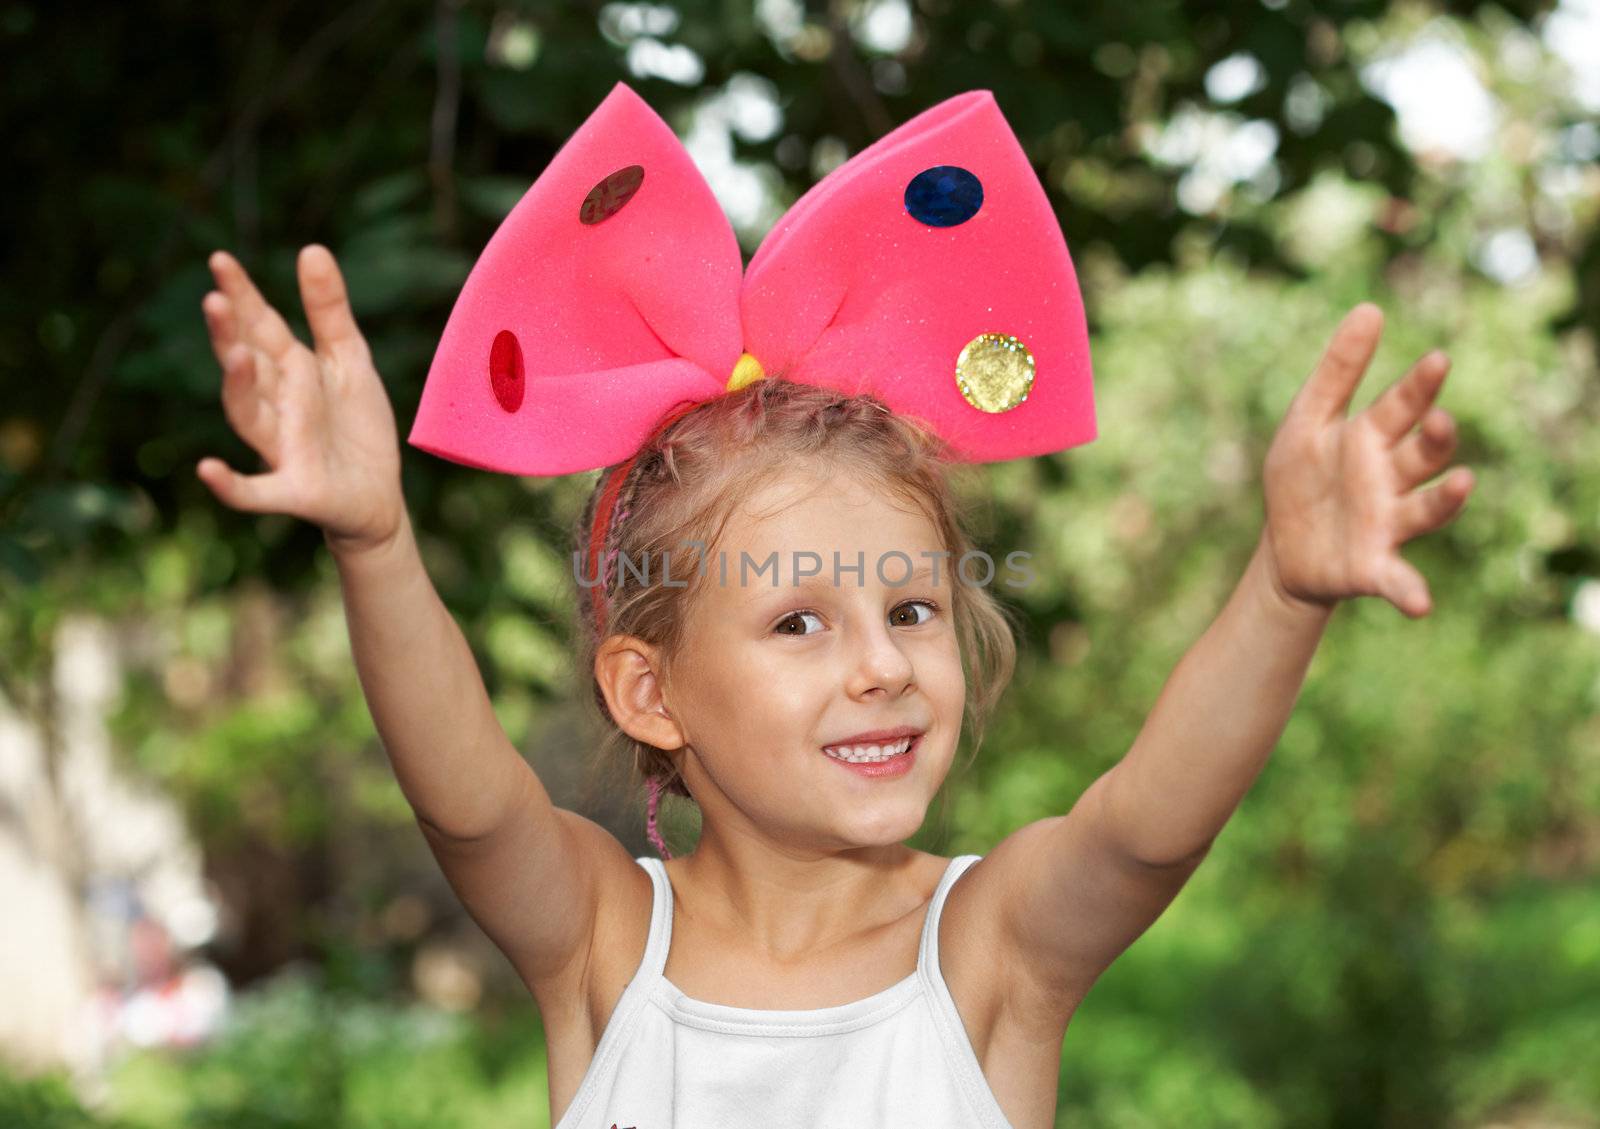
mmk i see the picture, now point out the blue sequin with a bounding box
[904,165,983,227]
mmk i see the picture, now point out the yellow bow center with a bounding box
[726,352,766,392]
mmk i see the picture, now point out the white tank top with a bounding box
[551,853,1016,1129]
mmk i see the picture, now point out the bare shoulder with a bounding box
[523,807,651,1018]
[938,835,1086,1045]
[573,808,657,992]
[533,810,656,1128]
[938,838,1100,1129]
[945,772,1210,1040]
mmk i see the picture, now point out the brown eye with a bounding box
[891,600,937,627]
[776,610,824,636]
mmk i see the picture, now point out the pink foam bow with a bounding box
[407,81,1097,475]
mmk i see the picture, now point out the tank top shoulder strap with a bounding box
[916,853,981,981]
[915,853,1016,1129]
[549,862,672,1129]
[631,855,674,981]
[632,854,976,988]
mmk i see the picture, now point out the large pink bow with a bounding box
[406,81,1097,476]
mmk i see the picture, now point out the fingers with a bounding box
[207,250,301,364]
[1293,303,1384,425]
[204,291,283,406]
[1368,350,1450,446]
[201,290,239,370]
[1392,405,1457,490]
[219,344,280,461]
[1396,465,1475,541]
[1379,554,1433,619]
[195,456,285,515]
[296,244,372,367]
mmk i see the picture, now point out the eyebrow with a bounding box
[740,564,940,605]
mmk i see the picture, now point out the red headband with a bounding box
[586,397,707,635]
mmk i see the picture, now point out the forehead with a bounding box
[733,470,936,539]
[702,470,947,594]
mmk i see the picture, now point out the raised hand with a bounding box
[198,245,405,556]
[1260,303,1476,620]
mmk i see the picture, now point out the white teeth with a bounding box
[823,736,914,763]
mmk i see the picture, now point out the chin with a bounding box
[836,802,931,846]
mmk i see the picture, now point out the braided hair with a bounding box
[583,410,692,859]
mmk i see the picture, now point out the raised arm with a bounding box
[984,304,1475,1009]
[1098,529,1333,865]
[1103,303,1474,863]
[198,246,616,991]
[322,507,534,840]
[199,245,525,835]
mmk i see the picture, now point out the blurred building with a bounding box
[0,614,225,1101]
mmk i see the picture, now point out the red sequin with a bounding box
[488,330,524,412]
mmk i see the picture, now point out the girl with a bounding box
[196,84,1474,1128]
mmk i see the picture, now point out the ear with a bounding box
[595,635,685,751]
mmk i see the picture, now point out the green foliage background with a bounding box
[2,0,1597,1126]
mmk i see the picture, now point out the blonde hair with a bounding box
[568,378,1020,855]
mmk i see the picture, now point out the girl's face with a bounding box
[663,469,966,851]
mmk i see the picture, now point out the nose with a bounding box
[845,613,916,698]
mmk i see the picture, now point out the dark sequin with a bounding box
[904,165,983,227]
[580,165,646,225]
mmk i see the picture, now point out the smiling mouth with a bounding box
[820,733,921,764]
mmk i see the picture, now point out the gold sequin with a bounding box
[954,333,1035,413]
[726,352,766,392]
